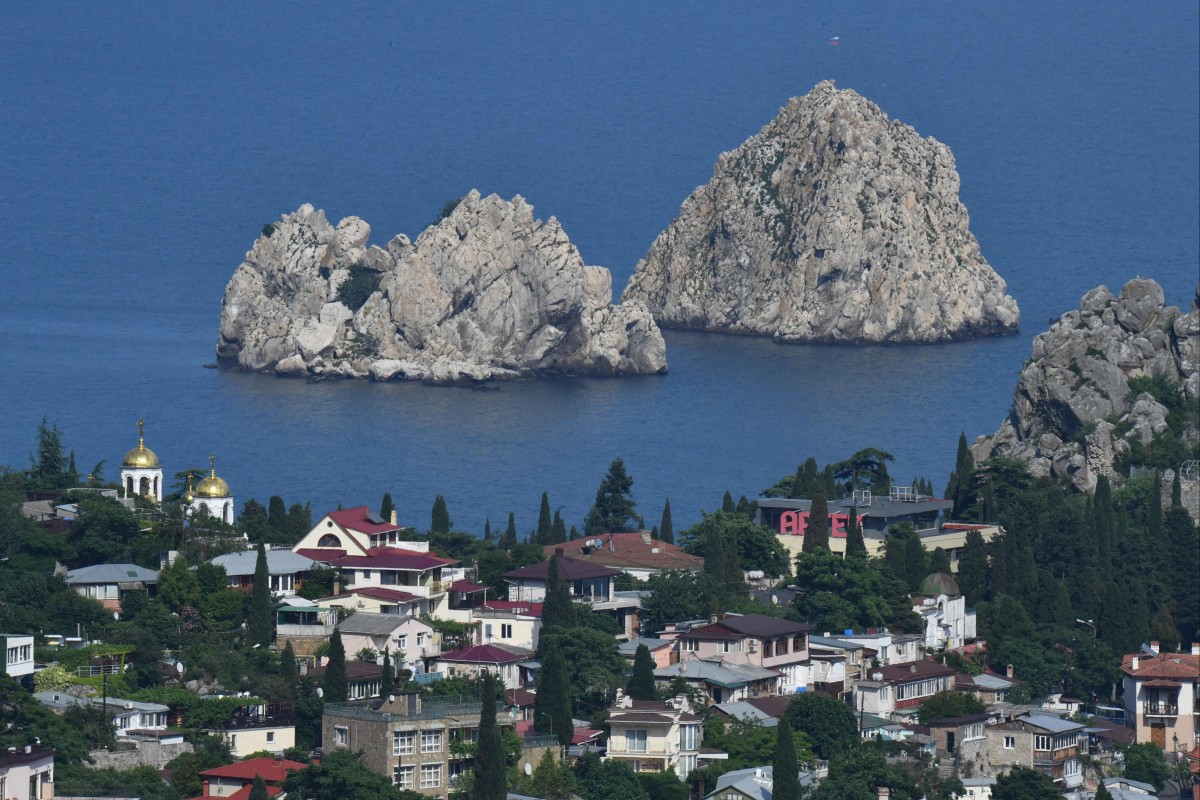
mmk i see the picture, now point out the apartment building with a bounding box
[1,634,35,678]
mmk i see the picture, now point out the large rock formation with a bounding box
[972,278,1199,496]
[217,191,667,383]
[622,81,1020,343]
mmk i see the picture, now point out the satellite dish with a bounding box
[524,762,533,776]
[176,662,185,675]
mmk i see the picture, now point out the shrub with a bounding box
[335,265,382,311]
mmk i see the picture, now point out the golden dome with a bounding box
[122,419,161,469]
[194,453,231,498]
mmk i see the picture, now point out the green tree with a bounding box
[957,530,988,603]
[281,641,299,696]
[500,513,517,550]
[472,670,507,800]
[626,644,657,700]
[660,499,675,544]
[540,555,576,635]
[575,752,650,800]
[917,690,984,723]
[268,496,287,533]
[248,775,271,800]
[551,509,567,544]
[528,747,576,800]
[928,547,952,574]
[380,492,394,523]
[323,630,348,703]
[682,511,791,578]
[992,767,1062,800]
[773,717,802,800]
[536,492,553,544]
[281,749,413,800]
[638,570,709,637]
[584,458,638,536]
[722,491,736,513]
[845,506,866,559]
[1121,742,1171,791]
[804,494,830,552]
[834,448,895,496]
[158,555,201,612]
[534,637,573,746]
[947,433,976,518]
[431,495,452,534]
[29,417,68,489]
[483,517,493,543]
[791,458,821,499]
[248,543,273,647]
[786,692,858,759]
[380,647,394,697]
[791,549,894,634]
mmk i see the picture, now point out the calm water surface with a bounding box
[2,2,1196,533]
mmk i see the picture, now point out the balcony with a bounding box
[1145,702,1179,717]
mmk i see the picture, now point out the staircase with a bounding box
[938,757,957,779]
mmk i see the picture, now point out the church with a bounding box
[118,418,236,524]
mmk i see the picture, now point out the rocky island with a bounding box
[622,81,1020,343]
[972,278,1199,498]
[217,191,667,383]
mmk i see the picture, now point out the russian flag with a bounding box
[830,36,840,46]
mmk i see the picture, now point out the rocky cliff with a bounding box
[217,191,667,383]
[972,278,1199,496]
[622,81,1020,343]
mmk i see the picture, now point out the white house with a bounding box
[293,506,409,559]
[209,548,316,596]
[1,634,35,678]
[335,613,440,676]
[0,743,55,800]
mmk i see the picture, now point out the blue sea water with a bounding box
[1,2,1196,534]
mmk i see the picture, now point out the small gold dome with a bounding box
[194,453,231,498]
[122,419,161,468]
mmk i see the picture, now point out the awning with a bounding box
[1142,679,1182,688]
[450,580,488,593]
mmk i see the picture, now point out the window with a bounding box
[382,571,398,585]
[1034,735,1051,751]
[720,641,733,654]
[361,570,372,580]
[393,731,414,756]
[679,724,700,751]
[398,635,408,651]
[626,729,648,753]
[421,729,443,753]
[393,766,414,789]
[763,640,774,658]
[335,726,348,746]
[417,632,428,647]
[266,731,275,743]
[1064,759,1080,776]
[500,624,513,639]
[678,754,697,778]
[964,723,984,741]
[420,763,442,789]
[318,533,340,548]
[681,639,698,652]
[1004,736,1016,749]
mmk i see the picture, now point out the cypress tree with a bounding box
[536,493,553,544]
[281,641,299,696]
[660,499,674,544]
[568,525,580,541]
[483,517,493,544]
[905,533,930,592]
[772,719,802,800]
[736,495,754,518]
[248,542,273,647]
[626,644,657,700]
[722,531,746,598]
[845,505,866,558]
[268,496,287,533]
[500,513,517,550]
[551,510,567,544]
[1171,470,1182,508]
[929,547,952,574]
[790,463,807,499]
[822,464,837,498]
[540,555,576,636]
[381,647,395,697]
[380,492,394,523]
[803,494,830,552]
[722,491,736,513]
[534,638,573,746]
[323,630,348,703]
[473,670,507,800]
[584,458,637,536]
[248,776,270,800]
[432,494,452,534]
[1094,474,1115,566]
[957,530,989,603]
[1148,471,1163,543]
[702,525,727,607]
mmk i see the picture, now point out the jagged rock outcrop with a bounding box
[217,191,667,383]
[622,81,1020,343]
[972,278,1199,495]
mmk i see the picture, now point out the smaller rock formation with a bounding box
[972,278,1198,495]
[622,81,1020,343]
[217,191,667,383]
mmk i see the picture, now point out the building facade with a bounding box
[983,714,1083,788]
[1121,646,1200,752]
[1,634,35,678]
[674,614,813,693]
[606,692,703,780]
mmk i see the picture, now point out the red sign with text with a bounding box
[778,511,862,539]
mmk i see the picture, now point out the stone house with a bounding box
[606,692,703,780]
[924,713,991,776]
[1121,644,1199,752]
[983,713,1084,788]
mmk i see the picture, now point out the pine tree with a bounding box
[736,496,754,518]
[323,630,348,703]
[380,492,394,523]
[702,525,727,608]
[660,499,674,544]
[536,493,553,544]
[626,644,657,700]
[540,556,576,636]
[803,494,830,552]
[845,505,866,559]
[248,775,270,800]
[957,530,989,603]
[248,543,273,647]
[534,638,573,746]
[584,458,637,535]
[484,517,493,543]
[568,525,580,541]
[551,510,567,544]
[473,670,507,800]
[772,719,802,800]
[722,491,736,513]
[1171,470,1182,508]
[432,495,452,534]
[268,496,287,533]
[381,647,395,697]
[500,513,517,550]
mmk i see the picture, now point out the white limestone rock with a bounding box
[622,81,1020,343]
[217,193,668,383]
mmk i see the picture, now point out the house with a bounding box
[853,660,956,718]
[322,691,552,795]
[606,691,703,780]
[704,765,815,800]
[274,603,338,657]
[809,635,873,695]
[674,614,813,693]
[433,644,532,690]
[1097,777,1159,800]
[956,672,1015,704]
[335,613,440,677]
[201,702,295,758]
[0,743,55,800]
[712,695,794,728]
[924,713,991,773]
[327,547,458,616]
[502,553,640,638]
[1121,644,1200,750]
[654,659,781,705]
[911,573,976,651]
[293,506,408,559]
[33,692,168,737]
[619,638,675,669]
[317,586,433,618]
[542,531,704,580]
[475,602,543,652]
[312,661,385,702]
[504,687,537,721]
[830,630,924,666]
[194,756,304,798]
[209,548,316,596]
[64,563,158,615]
[1,634,35,678]
[983,713,1084,787]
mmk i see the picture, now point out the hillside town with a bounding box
[1,418,1197,800]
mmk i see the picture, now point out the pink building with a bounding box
[676,614,813,692]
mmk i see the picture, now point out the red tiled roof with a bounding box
[505,688,537,707]
[346,586,421,603]
[199,756,306,782]
[450,580,488,592]
[332,547,458,572]
[875,660,956,684]
[296,548,345,561]
[543,533,704,572]
[502,555,620,582]
[439,644,528,664]
[224,786,284,800]
[1121,652,1200,679]
[328,506,403,535]
[572,727,603,744]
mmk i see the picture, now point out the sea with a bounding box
[2,2,1196,536]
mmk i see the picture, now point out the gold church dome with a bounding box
[122,419,161,469]
[194,454,231,498]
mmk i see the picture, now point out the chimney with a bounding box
[641,530,651,544]
[910,664,917,674]
[24,745,31,754]
[1149,641,1160,655]
[1131,656,1139,671]
[390,509,397,525]
[1191,643,1199,656]
[333,580,341,595]
[555,547,564,558]
[203,780,210,795]
[878,787,891,800]
[1006,663,1014,679]
[710,615,718,624]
